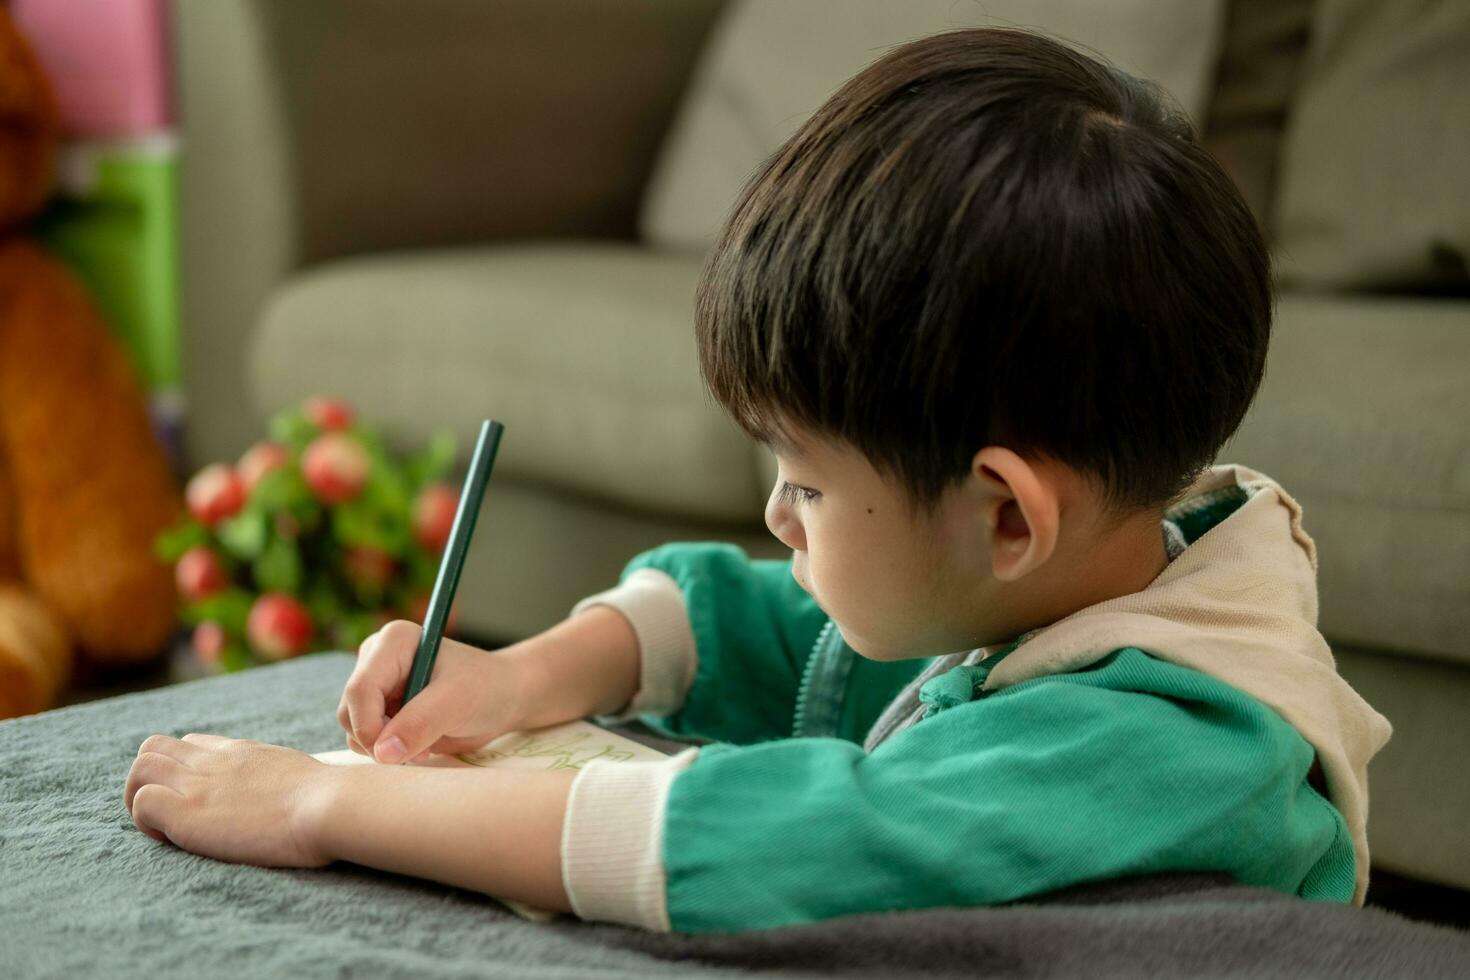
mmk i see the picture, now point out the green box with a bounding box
[35,136,182,394]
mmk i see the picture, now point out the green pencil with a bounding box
[402,419,504,705]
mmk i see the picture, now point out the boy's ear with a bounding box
[972,447,1060,581]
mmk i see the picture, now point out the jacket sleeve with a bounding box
[561,649,1355,932]
[569,541,829,745]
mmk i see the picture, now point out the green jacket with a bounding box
[619,541,1355,934]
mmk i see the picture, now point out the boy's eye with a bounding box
[776,481,820,506]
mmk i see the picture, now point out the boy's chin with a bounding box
[834,624,905,662]
[840,622,988,662]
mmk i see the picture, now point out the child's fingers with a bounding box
[125,748,187,814]
[342,622,419,750]
[373,680,459,764]
[341,688,383,754]
[134,733,200,765]
[131,782,184,844]
[338,652,378,745]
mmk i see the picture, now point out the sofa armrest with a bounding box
[174,0,725,466]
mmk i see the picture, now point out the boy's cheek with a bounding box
[819,561,946,660]
[790,552,809,591]
[807,557,874,642]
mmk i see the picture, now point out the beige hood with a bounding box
[983,464,1393,905]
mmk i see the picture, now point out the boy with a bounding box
[124,27,1391,933]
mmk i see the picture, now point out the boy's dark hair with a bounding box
[695,28,1271,515]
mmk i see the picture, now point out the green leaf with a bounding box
[184,587,254,634]
[354,426,388,455]
[330,499,371,548]
[248,465,298,513]
[269,411,318,453]
[253,537,304,594]
[335,610,384,651]
[361,459,409,514]
[304,583,344,629]
[331,497,411,554]
[406,429,458,487]
[280,482,323,537]
[154,520,208,562]
[285,470,317,512]
[216,509,269,560]
[406,549,439,591]
[219,645,255,673]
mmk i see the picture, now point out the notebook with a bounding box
[312,719,670,920]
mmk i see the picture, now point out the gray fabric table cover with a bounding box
[2,652,1467,978]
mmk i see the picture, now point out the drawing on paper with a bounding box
[457,730,639,770]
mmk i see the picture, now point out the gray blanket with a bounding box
[2,652,1466,979]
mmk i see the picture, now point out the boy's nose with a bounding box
[764,493,807,553]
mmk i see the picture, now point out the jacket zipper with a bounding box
[791,620,855,738]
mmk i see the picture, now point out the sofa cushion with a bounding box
[1201,0,1313,231]
[248,242,767,523]
[640,0,1225,252]
[1224,292,1470,664]
[1273,0,1470,289]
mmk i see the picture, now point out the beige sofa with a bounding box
[175,1,1469,890]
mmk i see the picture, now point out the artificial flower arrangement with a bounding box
[155,396,461,671]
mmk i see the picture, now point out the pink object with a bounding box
[301,433,371,505]
[11,0,172,138]
[237,441,291,496]
[303,395,357,431]
[185,463,245,529]
[247,594,314,661]
[175,546,228,603]
[412,484,458,554]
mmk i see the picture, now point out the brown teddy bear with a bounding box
[0,10,182,719]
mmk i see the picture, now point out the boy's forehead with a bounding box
[765,421,827,462]
[763,419,872,475]
[767,430,807,458]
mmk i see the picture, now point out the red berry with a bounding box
[192,621,227,664]
[246,593,313,660]
[304,396,355,431]
[185,463,244,527]
[237,441,290,495]
[343,545,395,591]
[301,432,370,504]
[175,546,228,601]
[412,484,458,553]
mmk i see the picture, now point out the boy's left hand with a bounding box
[124,733,337,869]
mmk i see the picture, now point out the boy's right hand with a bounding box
[337,620,526,765]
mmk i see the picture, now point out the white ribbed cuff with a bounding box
[570,568,697,722]
[560,746,701,931]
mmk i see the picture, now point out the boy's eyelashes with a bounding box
[776,481,821,506]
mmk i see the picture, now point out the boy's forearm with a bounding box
[499,605,643,729]
[314,762,579,912]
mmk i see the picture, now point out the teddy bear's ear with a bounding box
[0,8,61,229]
